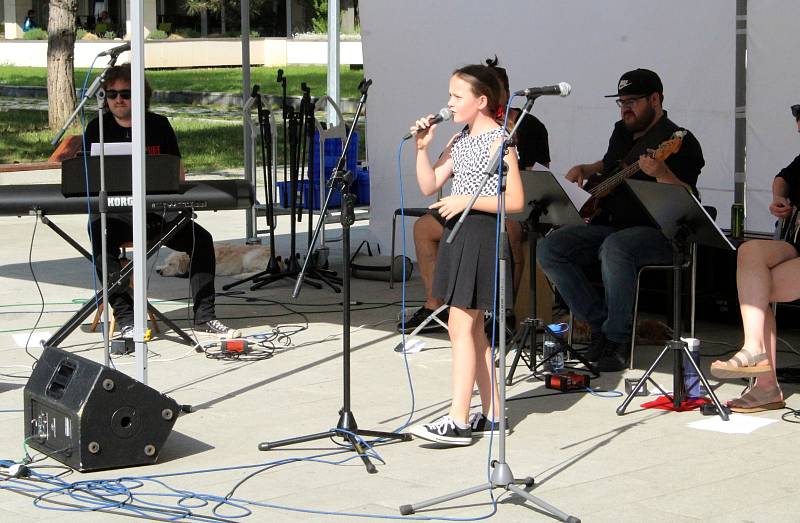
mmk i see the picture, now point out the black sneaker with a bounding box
[199,319,241,338]
[582,333,607,363]
[595,339,629,372]
[408,415,472,446]
[397,306,448,334]
[469,413,510,437]
[117,324,134,340]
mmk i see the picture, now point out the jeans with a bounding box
[537,224,673,343]
[89,213,217,326]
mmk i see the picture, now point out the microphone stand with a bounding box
[223,85,282,291]
[51,51,123,367]
[299,83,342,291]
[400,94,579,522]
[249,105,323,292]
[258,79,410,473]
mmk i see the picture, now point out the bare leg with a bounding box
[471,311,500,420]
[713,240,796,368]
[413,213,444,310]
[448,306,482,424]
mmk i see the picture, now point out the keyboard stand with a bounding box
[42,210,196,349]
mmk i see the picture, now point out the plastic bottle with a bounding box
[681,337,702,398]
[542,339,564,375]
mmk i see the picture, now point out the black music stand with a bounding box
[616,179,733,421]
[506,170,597,384]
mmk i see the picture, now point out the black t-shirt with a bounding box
[776,154,800,205]
[510,108,551,169]
[596,111,704,227]
[83,112,181,157]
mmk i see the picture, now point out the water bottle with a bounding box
[681,337,702,398]
[542,340,557,374]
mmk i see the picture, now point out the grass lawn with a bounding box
[0,65,364,98]
[0,108,365,173]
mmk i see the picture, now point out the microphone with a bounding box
[403,107,452,140]
[98,42,131,57]
[513,82,571,98]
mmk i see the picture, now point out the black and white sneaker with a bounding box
[199,319,241,338]
[408,415,472,446]
[397,306,448,334]
[469,413,510,437]
[117,324,134,340]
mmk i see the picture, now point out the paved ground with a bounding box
[1,171,800,522]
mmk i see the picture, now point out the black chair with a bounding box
[389,207,430,289]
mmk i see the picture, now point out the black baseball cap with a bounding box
[604,68,663,98]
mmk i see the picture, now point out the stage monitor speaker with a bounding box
[23,346,179,472]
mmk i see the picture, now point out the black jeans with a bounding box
[89,213,216,326]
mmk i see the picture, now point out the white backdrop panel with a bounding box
[360,0,735,256]
[746,1,800,233]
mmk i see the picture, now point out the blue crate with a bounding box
[354,166,370,205]
[311,131,359,182]
[277,179,341,210]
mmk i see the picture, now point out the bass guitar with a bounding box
[580,130,687,221]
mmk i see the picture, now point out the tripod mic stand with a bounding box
[616,179,733,421]
[258,79,410,473]
[400,95,579,521]
[506,172,597,385]
[223,84,281,291]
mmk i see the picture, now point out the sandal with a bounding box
[710,348,771,379]
[727,386,785,413]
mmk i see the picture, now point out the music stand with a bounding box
[616,179,733,421]
[506,171,597,384]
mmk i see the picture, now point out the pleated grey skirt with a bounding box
[432,211,512,311]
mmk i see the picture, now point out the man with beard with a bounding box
[537,69,704,372]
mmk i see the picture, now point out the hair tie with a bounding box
[495,106,505,120]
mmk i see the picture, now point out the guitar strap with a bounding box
[620,116,680,168]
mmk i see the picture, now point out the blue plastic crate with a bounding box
[311,131,359,182]
[355,167,370,205]
[277,179,341,210]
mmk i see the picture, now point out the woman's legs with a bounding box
[472,311,500,420]
[716,240,800,406]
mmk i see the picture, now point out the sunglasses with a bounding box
[106,89,131,100]
[792,104,800,120]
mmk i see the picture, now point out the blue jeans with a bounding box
[537,224,673,343]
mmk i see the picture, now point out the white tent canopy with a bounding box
[359,0,795,255]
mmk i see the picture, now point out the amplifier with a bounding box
[23,347,179,472]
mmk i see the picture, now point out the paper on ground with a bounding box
[12,332,51,349]
[687,413,778,434]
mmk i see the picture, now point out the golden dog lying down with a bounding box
[155,243,271,277]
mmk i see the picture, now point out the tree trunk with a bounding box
[220,1,226,35]
[47,0,78,132]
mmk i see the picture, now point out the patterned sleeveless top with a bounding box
[450,126,507,197]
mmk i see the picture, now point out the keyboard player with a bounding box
[83,63,240,339]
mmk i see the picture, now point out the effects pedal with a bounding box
[624,377,650,397]
[545,372,589,392]
[701,403,732,416]
[221,339,248,354]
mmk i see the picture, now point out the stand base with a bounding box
[258,410,411,474]
[506,317,598,385]
[399,460,578,522]
[617,339,729,421]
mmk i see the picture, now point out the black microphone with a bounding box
[403,108,452,140]
[513,82,571,97]
[98,42,131,57]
